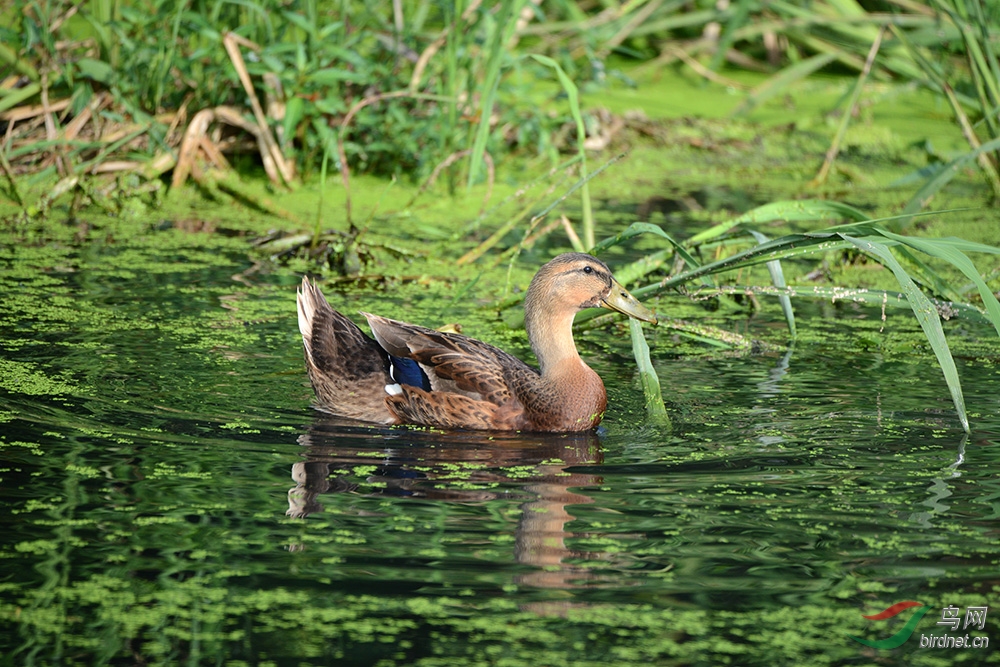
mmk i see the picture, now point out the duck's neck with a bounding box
[525,305,584,377]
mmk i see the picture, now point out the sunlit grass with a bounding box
[2,0,997,221]
[592,201,1000,433]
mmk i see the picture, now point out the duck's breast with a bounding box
[518,360,607,432]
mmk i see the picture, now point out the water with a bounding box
[1,223,998,666]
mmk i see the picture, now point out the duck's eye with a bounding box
[583,266,593,274]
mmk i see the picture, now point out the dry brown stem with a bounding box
[91,160,142,173]
[172,108,215,188]
[0,98,71,123]
[222,32,295,186]
[40,72,67,175]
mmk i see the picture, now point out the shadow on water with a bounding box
[288,419,607,592]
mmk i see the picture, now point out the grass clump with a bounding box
[0,0,594,222]
[2,1,999,221]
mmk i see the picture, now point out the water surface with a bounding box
[1,219,997,666]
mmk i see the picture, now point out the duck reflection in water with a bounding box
[287,418,605,590]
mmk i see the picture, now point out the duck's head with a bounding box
[525,253,657,324]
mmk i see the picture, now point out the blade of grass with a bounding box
[892,22,1000,204]
[0,84,42,115]
[889,244,966,304]
[940,81,1000,198]
[459,154,580,236]
[691,284,995,328]
[611,248,673,287]
[467,0,525,189]
[936,0,1000,137]
[0,42,40,81]
[748,229,796,338]
[591,222,715,287]
[637,212,985,299]
[810,26,885,187]
[313,134,332,248]
[731,52,837,117]
[708,0,752,74]
[687,199,870,246]
[880,229,1000,336]
[840,234,969,432]
[529,54,595,249]
[0,146,25,207]
[629,318,670,427]
[593,222,702,272]
[900,136,1000,225]
[459,153,624,266]
[578,308,764,351]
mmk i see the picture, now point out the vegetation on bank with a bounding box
[1,0,999,430]
[1,1,998,208]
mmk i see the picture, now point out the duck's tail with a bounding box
[296,277,397,424]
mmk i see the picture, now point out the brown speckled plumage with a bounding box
[296,253,656,432]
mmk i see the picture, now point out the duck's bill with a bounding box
[602,278,657,324]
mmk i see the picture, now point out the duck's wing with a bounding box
[297,279,396,423]
[382,385,504,430]
[362,313,536,408]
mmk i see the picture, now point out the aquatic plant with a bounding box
[587,200,1000,433]
[892,0,1000,213]
[3,0,998,224]
[0,0,579,218]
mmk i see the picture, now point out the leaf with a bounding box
[889,244,966,304]
[314,96,345,115]
[76,58,114,84]
[283,96,304,143]
[281,11,317,38]
[306,68,369,85]
[254,233,312,254]
[0,82,40,114]
[644,231,845,294]
[467,0,525,188]
[748,230,796,338]
[840,234,969,433]
[689,284,995,328]
[732,53,837,116]
[324,45,373,70]
[600,222,707,272]
[900,136,1000,223]
[888,163,947,188]
[687,199,870,246]
[879,230,1000,337]
[594,222,716,291]
[629,319,670,427]
[528,53,595,248]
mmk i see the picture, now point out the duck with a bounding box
[296,252,657,432]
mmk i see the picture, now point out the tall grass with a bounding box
[589,201,1000,433]
[530,0,1000,206]
[2,0,997,221]
[893,0,1000,216]
[0,1,566,193]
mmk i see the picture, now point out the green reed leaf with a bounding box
[629,319,670,427]
[748,230,796,339]
[840,234,969,433]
